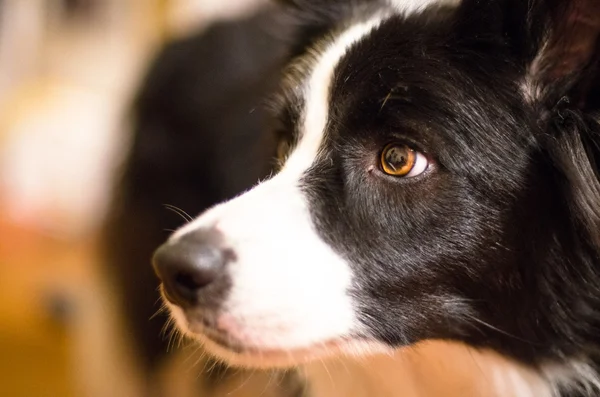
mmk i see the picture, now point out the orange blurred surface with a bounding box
[0,208,95,397]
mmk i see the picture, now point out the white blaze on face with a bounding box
[283,17,388,175]
[170,16,387,359]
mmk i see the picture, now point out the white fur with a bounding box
[284,16,390,175]
[174,178,356,367]
[170,15,387,367]
[542,359,600,396]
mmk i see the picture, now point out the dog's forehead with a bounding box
[282,13,483,141]
[278,8,479,145]
[275,6,534,188]
[327,14,459,135]
[277,14,391,174]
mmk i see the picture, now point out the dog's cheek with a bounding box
[176,174,360,349]
[227,184,358,348]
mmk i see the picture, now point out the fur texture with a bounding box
[153,0,600,396]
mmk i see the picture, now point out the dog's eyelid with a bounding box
[383,130,431,154]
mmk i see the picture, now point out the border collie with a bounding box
[153,0,600,395]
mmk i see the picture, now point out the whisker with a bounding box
[189,349,207,374]
[183,344,202,366]
[227,369,254,396]
[322,359,335,388]
[149,303,167,321]
[199,348,211,375]
[336,352,352,378]
[206,357,220,377]
[466,314,535,344]
[259,369,276,396]
[301,365,310,395]
[167,327,179,352]
[176,330,186,349]
[164,203,194,223]
[160,316,175,338]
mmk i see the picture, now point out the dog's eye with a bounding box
[380,143,428,177]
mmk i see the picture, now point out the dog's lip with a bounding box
[191,322,356,362]
[197,324,246,352]
[159,284,180,306]
[238,337,351,359]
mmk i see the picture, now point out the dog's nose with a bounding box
[152,232,229,307]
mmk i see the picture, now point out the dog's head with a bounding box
[153,0,600,369]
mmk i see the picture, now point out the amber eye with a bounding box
[380,143,428,177]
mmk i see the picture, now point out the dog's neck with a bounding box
[300,342,552,397]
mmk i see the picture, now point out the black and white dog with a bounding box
[153,0,600,395]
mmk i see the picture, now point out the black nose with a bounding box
[152,232,230,307]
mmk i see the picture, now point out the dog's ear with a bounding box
[458,0,600,249]
[520,0,600,113]
[506,0,600,249]
[458,0,600,112]
[546,116,600,252]
[525,0,600,250]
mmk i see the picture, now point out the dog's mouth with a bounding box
[167,304,381,368]
[190,322,357,368]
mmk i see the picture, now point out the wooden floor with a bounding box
[0,215,88,397]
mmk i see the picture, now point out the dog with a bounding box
[152,0,600,396]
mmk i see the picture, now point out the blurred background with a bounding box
[0,1,269,396]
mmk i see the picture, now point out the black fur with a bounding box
[272,0,600,393]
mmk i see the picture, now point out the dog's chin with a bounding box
[192,329,363,369]
[166,304,389,369]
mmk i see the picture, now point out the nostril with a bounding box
[152,233,230,307]
[175,270,204,292]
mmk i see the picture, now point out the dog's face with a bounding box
[153,0,600,368]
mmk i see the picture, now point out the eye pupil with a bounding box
[380,143,417,176]
[385,147,409,170]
